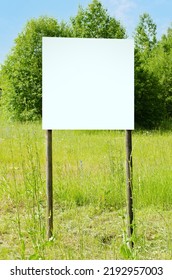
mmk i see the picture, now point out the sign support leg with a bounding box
[46,130,53,239]
[126,130,134,248]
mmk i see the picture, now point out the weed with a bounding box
[0,119,172,259]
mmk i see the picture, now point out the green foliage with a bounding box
[134,49,165,129]
[0,1,126,122]
[1,2,172,127]
[71,0,126,38]
[134,13,157,56]
[134,14,165,128]
[0,16,69,121]
[148,26,172,118]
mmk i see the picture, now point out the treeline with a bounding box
[0,0,172,129]
[135,13,172,128]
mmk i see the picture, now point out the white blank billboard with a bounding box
[42,37,134,130]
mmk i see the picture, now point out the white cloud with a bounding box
[102,0,137,36]
[103,0,136,20]
[102,0,171,38]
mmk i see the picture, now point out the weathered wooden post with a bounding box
[126,129,134,248]
[46,130,53,239]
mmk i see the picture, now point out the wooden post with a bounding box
[46,130,53,239]
[126,130,134,248]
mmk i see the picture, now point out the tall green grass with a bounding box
[0,119,172,259]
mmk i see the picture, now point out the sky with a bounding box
[0,0,172,64]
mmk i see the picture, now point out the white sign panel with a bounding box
[42,37,134,130]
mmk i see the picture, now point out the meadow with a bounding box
[0,118,172,260]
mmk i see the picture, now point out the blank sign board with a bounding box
[42,37,134,130]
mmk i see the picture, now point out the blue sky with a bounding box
[0,0,172,64]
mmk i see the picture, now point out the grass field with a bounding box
[0,119,172,259]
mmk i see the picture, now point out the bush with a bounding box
[0,16,69,121]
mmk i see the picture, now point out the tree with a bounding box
[134,14,165,128]
[148,26,172,118]
[134,13,157,57]
[0,16,70,121]
[71,0,126,38]
[0,1,126,121]
[135,49,165,129]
